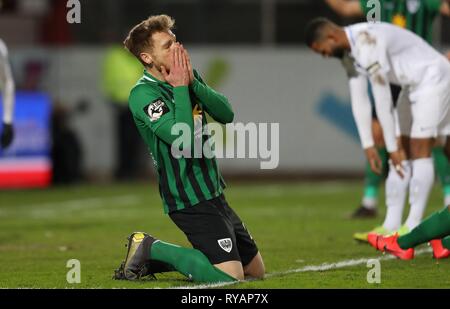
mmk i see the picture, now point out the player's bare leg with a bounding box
[214,261,244,281]
[243,252,265,279]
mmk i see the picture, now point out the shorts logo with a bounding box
[217,238,233,253]
[144,99,169,122]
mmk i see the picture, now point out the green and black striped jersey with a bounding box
[128,69,234,214]
[359,0,441,43]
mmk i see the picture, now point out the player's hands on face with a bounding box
[364,146,383,175]
[161,44,190,87]
[180,45,194,85]
[0,122,14,149]
[389,149,406,178]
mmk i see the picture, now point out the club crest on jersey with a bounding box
[366,62,381,75]
[144,99,169,122]
[217,238,233,253]
[406,0,420,14]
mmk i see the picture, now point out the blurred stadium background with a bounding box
[1,0,449,185]
[0,0,449,288]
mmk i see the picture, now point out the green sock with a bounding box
[149,240,236,283]
[442,236,450,250]
[432,147,450,197]
[398,207,450,249]
[362,147,387,206]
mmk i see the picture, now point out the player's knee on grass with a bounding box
[214,261,244,281]
[243,252,265,279]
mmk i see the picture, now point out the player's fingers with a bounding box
[394,163,404,178]
[176,46,183,69]
[181,47,187,70]
[173,47,179,69]
[370,159,381,175]
[182,45,190,63]
[375,157,383,173]
[161,65,168,78]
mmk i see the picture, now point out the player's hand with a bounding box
[389,149,406,178]
[446,50,450,61]
[364,146,383,175]
[0,122,14,149]
[161,44,190,88]
[181,45,194,85]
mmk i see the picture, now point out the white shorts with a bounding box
[395,84,450,138]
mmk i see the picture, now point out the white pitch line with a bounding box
[170,247,432,289]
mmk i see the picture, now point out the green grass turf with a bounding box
[0,181,448,288]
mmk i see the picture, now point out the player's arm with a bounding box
[324,0,364,17]
[368,73,397,154]
[190,70,234,124]
[129,86,194,147]
[369,72,406,176]
[181,46,234,124]
[348,75,374,149]
[0,40,15,149]
[348,73,385,174]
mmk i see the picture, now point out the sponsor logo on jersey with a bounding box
[217,238,233,253]
[144,98,170,122]
[366,62,381,75]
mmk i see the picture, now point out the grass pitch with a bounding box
[0,181,448,288]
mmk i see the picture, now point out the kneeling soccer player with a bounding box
[369,206,450,260]
[113,15,265,283]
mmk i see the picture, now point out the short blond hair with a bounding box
[123,14,175,66]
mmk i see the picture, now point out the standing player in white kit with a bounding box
[305,19,450,239]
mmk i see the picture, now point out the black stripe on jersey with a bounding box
[198,158,216,196]
[158,146,178,213]
[411,13,417,36]
[423,10,430,42]
[168,153,192,208]
[185,158,206,202]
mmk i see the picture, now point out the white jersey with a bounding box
[0,38,15,125]
[344,22,450,152]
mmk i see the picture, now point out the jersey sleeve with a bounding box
[129,84,194,146]
[348,73,374,149]
[191,70,234,124]
[369,74,398,152]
